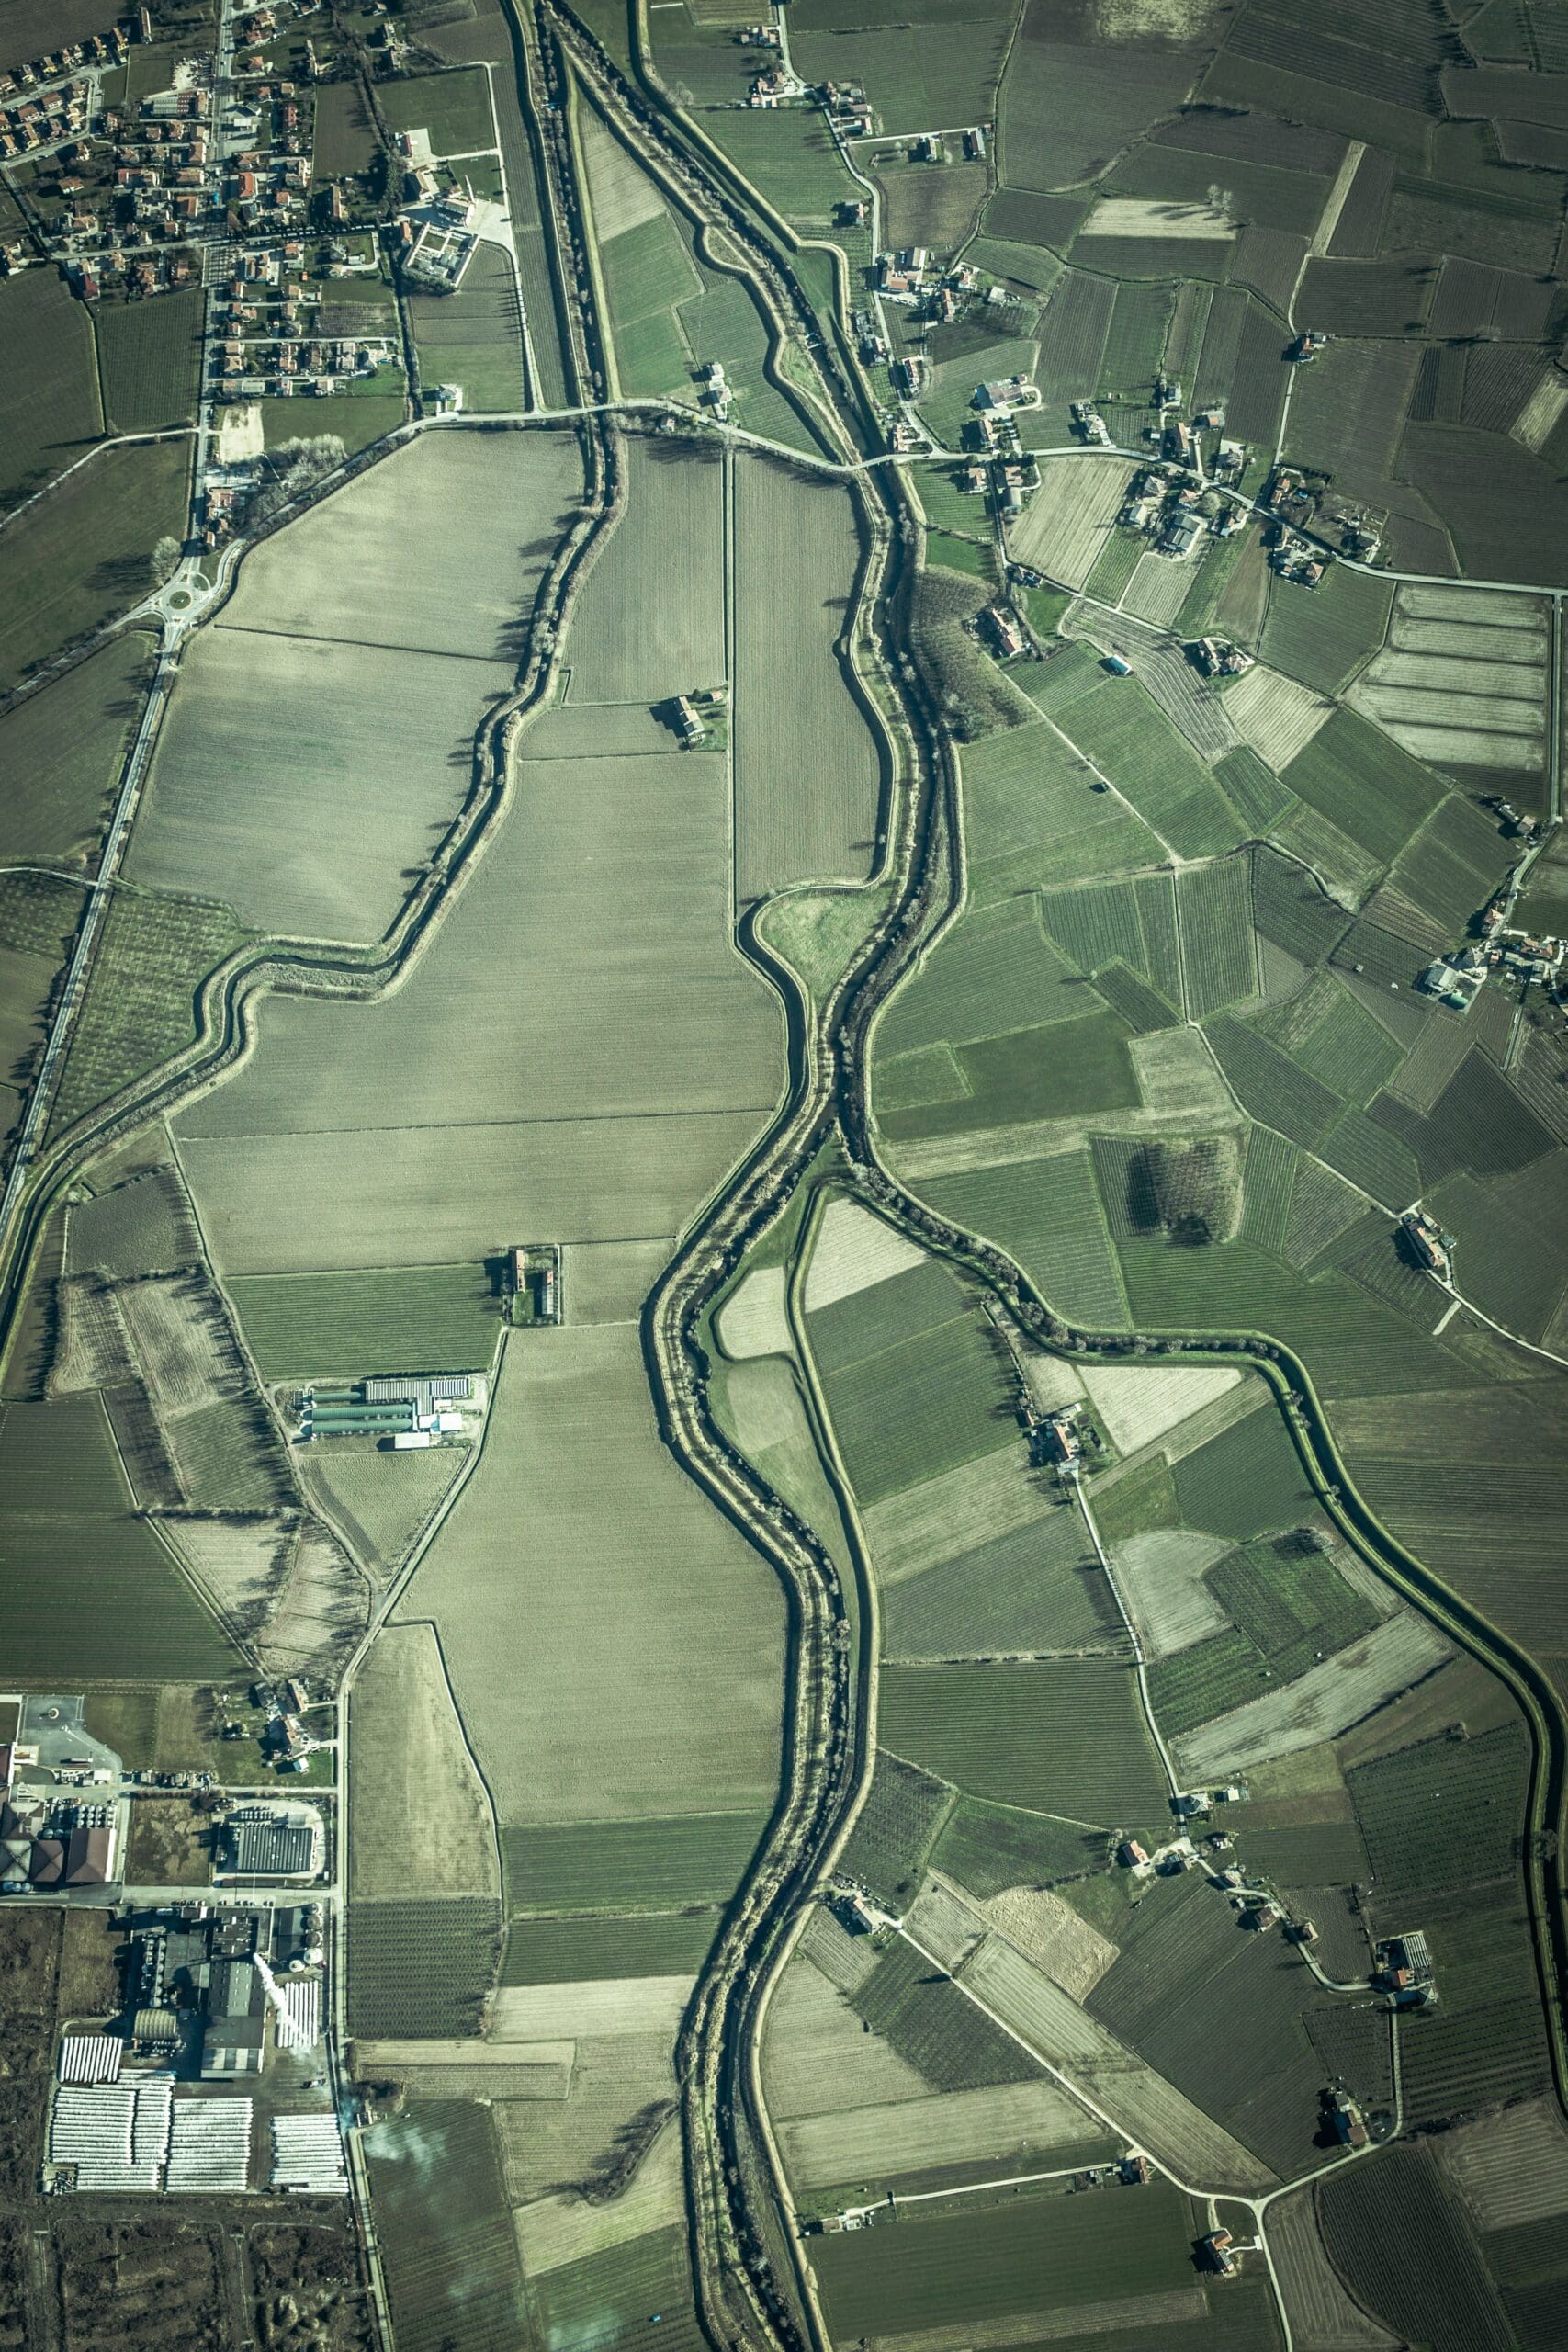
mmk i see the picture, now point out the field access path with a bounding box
[889,1910,1397,2352]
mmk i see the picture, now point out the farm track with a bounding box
[3,15,1567,2352]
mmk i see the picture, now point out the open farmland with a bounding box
[1347,583,1549,781]
[808,2181,1198,2342]
[0,268,103,508]
[877,1661,1168,1824]
[1007,459,1134,590]
[367,2101,525,2352]
[0,436,188,693]
[0,1393,239,1681]
[1172,1609,1452,1779]
[128,433,582,941]
[170,710,784,1274]
[732,459,881,899]
[564,437,722,701]
[391,1326,783,1826]
[0,630,155,866]
[349,1622,499,1902]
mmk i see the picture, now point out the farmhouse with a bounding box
[978,373,1040,411]
[1377,1931,1437,2007]
[1190,638,1254,677]
[981,605,1024,659]
[1158,511,1204,561]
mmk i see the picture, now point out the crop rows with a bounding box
[879,1659,1168,1824]
[839,1750,953,1908]
[1039,876,1146,977]
[1172,1404,1317,1539]
[921,1154,1133,1332]
[1282,1157,1368,1268]
[1207,1015,1343,1151]
[1179,859,1257,1016]
[1238,1125,1297,1253]
[347,1896,501,2036]
[1319,2148,1513,2352]
[1348,1725,1529,1902]
[369,2099,524,2352]
[850,1939,1037,2094]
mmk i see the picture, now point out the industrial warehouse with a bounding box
[294,1369,488,1446]
[44,1898,344,2198]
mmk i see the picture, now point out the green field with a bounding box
[811,2180,1196,2336]
[1258,566,1393,696]
[231,1263,504,1380]
[816,1308,1016,1509]
[528,2228,705,2352]
[380,67,497,155]
[849,1936,1039,2093]
[933,1800,1111,1899]
[407,246,526,413]
[878,1660,1168,1824]
[0,1394,240,1682]
[838,1751,954,1909]
[0,630,154,865]
[0,437,188,693]
[95,290,205,434]
[367,2099,525,2352]
[1282,708,1446,868]
[1171,1404,1318,1540]
[501,1909,718,1983]
[47,889,250,1141]
[0,269,102,508]
[348,1898,502,2038]
[1057,681,1247,860]
[502,1811,769,1914]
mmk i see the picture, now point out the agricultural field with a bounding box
[0,269,103,509]
[580,105,824,453]
[732,460,881,899]
[0,435,188,693]
[11,4,1568,2340]
[0,629,156,866]
[94,288,205,435]
[0,1391,240,1681]
[391,1326,784,1829]
[406,246,526,414]
[809,2181,1199,2341]
[127,433,581,942]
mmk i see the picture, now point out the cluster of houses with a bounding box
[958,447,1039,514]
[211,241,397,407]
[1118,467,1247,563]
[0,40,118,163]
[1418,905,1562,1014]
